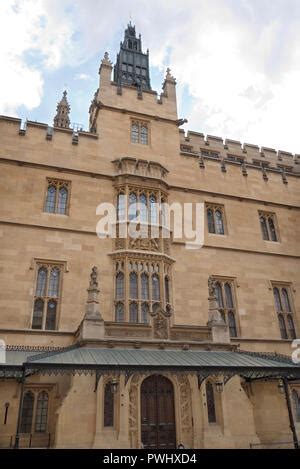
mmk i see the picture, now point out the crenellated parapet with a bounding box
[179,129,299,177]
[0,115,98,144]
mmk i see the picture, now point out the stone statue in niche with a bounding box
[152,308,170,340]
[89,266,98,289]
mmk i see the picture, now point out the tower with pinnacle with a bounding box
[53,90,71,128]
[113,22,151,90]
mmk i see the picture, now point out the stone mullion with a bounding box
[125,184,129,250]
[41,266,50,330]
[139,272,142,323]
[221,282,228,324]
[31,391,38,434]
[124,257,129,322]
[160,261,165,309]
[54,182,60,213]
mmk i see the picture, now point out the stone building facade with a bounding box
[0,24,300,449]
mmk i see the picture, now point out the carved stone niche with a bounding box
[112,157,168,181]
[151,306,172,340]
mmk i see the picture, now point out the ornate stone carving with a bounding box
[129,237,159,252]
[152,308,171,340]
[208,276,216,298]
[115,238,126,250]
[177,374,193,445]
[129,374,140,448]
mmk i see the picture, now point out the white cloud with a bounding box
[0,0,299,153]
[74,73,92,81]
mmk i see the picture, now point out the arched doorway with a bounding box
[141,375,176,449]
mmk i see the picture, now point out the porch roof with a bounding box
[1,346,300,381]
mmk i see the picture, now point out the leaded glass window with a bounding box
[44,179,70,215]
[20,391,34,433]
[206,205,225,235]
[273,286,297,339]
[32,263,62,330]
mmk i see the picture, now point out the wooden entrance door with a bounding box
[141,375,176,449]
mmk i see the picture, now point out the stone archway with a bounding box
[140,375,176,449]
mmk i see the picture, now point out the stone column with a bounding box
[188,374,204,448]
[117,373,131,448]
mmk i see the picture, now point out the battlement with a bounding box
[0,115,98,144]
[179,129,299,174]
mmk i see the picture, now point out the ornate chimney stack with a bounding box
[53,90,71,128]
[76,266,105,343]
[207,276,230,343]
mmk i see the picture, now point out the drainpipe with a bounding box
[14,365,26,449]
[283,378,299,449]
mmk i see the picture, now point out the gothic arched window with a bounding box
[273,287,282,311]
[44,180,70,215]
[282,288,291,312]
[150,194,157,224]
[45,300,57,330]
[225,283,234,309]
[48,267,60,297]
[215,282,224,309]
[259,212,278,241]
[129,192,137,221]
[140,124,148,145]
[152,274,160,301]
[32,264,62,331]
[115,302,124,322]
[268,217,277,242]
[207,209,215,233]
[117,193,126,221]
[20,391,34,433]
[57,187,68,214]
[206,205,225,235]
[36,267,47,297]
[260,215,269,240]
[278,313,288,339]
[35,391,49,433]
[287,315,296,340]
[206,382,216,424]
[228,311,237,337]
[116,272,124,299]
[45,185,56,213]
[129,302,138,323]
[130,272,138,299]
[141,302,149,324]
[141,273,149,300]
[273,286,296,339]
[215,210,224,235]
[32,299,44,330]
[139,193,148,222]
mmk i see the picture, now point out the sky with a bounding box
[0,0,300,154]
